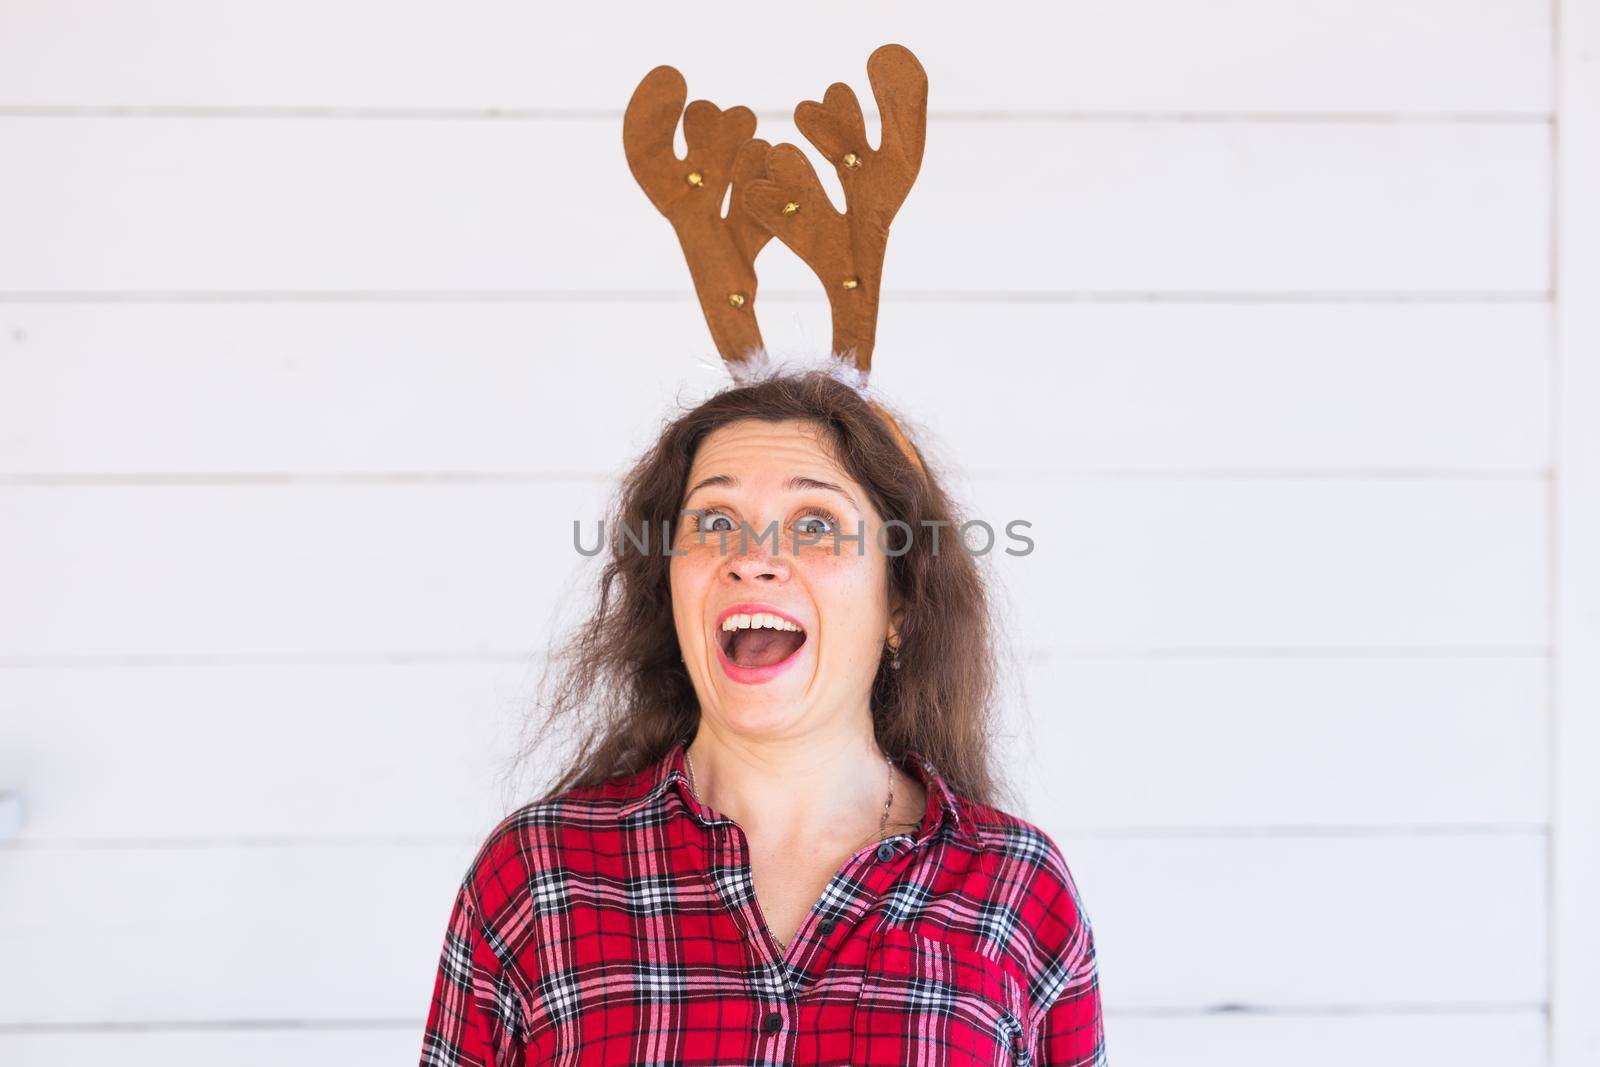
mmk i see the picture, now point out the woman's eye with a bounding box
[694,511,737,534]
[794,512,837,537]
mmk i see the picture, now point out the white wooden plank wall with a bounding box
[2,2,1593,1065]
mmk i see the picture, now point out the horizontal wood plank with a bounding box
[0,1,1551,114]
[1105,1010,1546,1066]
[0,656,1545,841]
[1004,654,1547,831]
[0,1028,425,1067]
[1068,833,1546,1010]
[0,119,1550,293]
[0,662,532,841]
[0,302,1552,476]
[968,476,1547,651]
[0,842,477,1026]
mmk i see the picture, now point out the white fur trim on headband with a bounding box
[698,347,872,396]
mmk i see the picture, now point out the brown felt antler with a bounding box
[740,43,928,376]
[623,66,774,367]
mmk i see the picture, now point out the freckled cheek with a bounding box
[795,549,865,578]
[668,553,720,651]
[794,550,889,640]
[795,532,888,575]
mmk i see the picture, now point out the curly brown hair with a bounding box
[508,369,1013,814]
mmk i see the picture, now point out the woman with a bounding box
[417,371,1107,1065]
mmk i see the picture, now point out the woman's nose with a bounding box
[723,542,791,583]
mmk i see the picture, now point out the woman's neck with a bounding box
[684,723,924,845]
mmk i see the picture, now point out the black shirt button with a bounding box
[761,1010,783,1033]
[875,841,896,862]
[818,918,837,935]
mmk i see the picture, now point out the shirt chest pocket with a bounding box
[850,926,1032,1067]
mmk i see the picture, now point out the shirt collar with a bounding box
[617,736,982,847]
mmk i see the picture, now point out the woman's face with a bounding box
[669,418,899,737]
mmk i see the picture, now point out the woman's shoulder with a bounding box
[453,763,659,901]
[950,796,1099,1005]
[955,795,1092,914]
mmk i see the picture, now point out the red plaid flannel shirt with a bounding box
[420,738,1106,1065]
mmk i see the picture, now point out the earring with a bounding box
[886,637,901,671]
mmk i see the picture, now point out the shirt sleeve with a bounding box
[1033,913,1107,1066]
[419,877,525,1067]
[1027,830,1108,1067]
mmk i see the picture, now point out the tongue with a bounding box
[729,628,805,668]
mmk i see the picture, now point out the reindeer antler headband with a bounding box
[623,43,929,460]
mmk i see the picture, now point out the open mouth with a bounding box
[717,610,808,670]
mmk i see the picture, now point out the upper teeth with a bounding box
[721,612,802,633]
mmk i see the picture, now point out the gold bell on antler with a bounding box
[781,201,800,216]
[727,292,747,308]
[685,171,704,187]
[843,153,863,169]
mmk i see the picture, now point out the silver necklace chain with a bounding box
[682,745,896,950]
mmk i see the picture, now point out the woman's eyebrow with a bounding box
[683,474,860,511]
[787,476,861,510]
[684,474,735,499]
